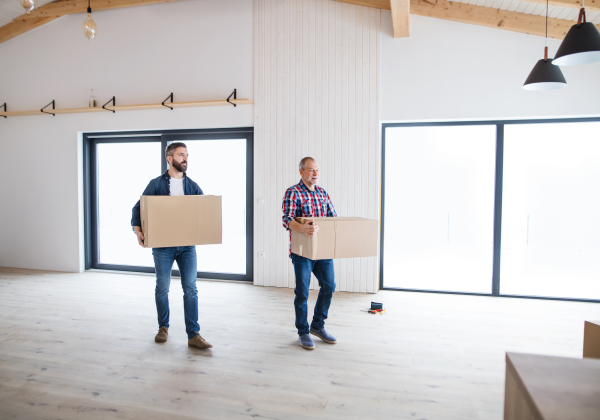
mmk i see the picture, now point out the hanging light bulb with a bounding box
[82,0,97,41]
[19,0,37,14]
[523,0,567,91]
[553,0,600,66]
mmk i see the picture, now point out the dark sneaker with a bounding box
[299,333,315,350]
[188,334,213,349]
[155,326,168,343]
[310,327,337,344]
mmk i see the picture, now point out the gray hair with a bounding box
[299,157,315,170]
[165,142,187,159]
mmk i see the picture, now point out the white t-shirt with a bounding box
[170,177,184,196]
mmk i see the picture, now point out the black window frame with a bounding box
[381,117,600,303]
[83,127,254,282]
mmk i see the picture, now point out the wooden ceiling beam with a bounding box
[390,0,410,38]
[19,0,180,20]
[0,16,59,44]
[333,0,600,40]
[0,0,179,44]
[333,0,599,13]
[521,0,598,13]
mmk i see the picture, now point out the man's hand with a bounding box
[134,226,147,248]
[290,219,319,236]
[302,220,319,236]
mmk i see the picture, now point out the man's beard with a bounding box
[304,175,317,186]
[172,160,187,173]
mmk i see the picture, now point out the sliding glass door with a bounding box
[84,128,253,281]
[96,139,160,268]
[501,122,600,300]
[381,119,600,302]
[383,125,496,293]
[164,136,248,275]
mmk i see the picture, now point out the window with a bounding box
[381,119,600,302]
[501,122,600,300]
[383,125,496,293]
[84,128,253,281]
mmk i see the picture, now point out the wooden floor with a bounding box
[1,268,599,420]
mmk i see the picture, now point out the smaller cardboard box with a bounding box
[141,195,222,248]
[291,217,378,260]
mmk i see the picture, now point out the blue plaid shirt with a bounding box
[282,179,337,253]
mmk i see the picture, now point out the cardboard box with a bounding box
[291,217,378,260]
[504,352,600,420]
[583,320,600,359]
[140,195,222,248]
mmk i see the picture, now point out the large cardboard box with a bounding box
[140,195,222,248]
[504,352,600,420]
[583,320,600,359]
[291,217,378,260]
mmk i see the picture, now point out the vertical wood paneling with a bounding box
[254,0,381,293]
[255,0,265,286]
[276,0,284,289]
[340,2,349,292]
[269,0,277,287]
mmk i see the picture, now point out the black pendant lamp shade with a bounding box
[553,9,600,67]
[523,47,568,90]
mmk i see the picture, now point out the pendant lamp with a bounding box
[19,0,36,14]
[553,0,600,66]
[523,0,567,90]
[82,0,98,41]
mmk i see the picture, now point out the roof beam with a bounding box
[390,0,410,38]
[523,0,598,13]
[0,16,59,44]
[333,0,600,40]
[19,0,180,20]
[334,0,599,12]
[0,0,179,44]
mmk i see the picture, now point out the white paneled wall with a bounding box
[253,0,381,293]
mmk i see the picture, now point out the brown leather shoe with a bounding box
[155,326,168,343]
[188,334,213,349]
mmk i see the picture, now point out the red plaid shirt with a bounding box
[282,179,337,254]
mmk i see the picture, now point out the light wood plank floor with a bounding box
[1,267,599,420]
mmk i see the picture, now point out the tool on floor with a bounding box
[371,302,383,310]
[361,302,385,314]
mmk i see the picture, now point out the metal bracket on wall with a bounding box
[227,89,237,107]
[41,100,55,116]
[1,103,6,118]
[102,96,116,113]
[162,93,174,110]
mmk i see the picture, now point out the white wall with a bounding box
[380,11,600,122]
[0,0,253,272]
[253,0,381,293]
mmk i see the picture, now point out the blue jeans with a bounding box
[152,246,200,339]
[291,253,336,335]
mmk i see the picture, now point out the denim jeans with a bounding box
[291,253,336,335]
[152,246,199,339]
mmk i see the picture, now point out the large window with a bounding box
[84,128,253,281]
[382,119,600,302]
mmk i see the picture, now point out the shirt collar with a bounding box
[298,179,316,193]
[163,170,187,180]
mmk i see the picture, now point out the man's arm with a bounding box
[131,180,157,247]
[282,190,319,236]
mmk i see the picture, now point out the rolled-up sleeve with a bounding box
[282,189,297,231]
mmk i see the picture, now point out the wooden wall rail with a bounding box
[0,99,253,118]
